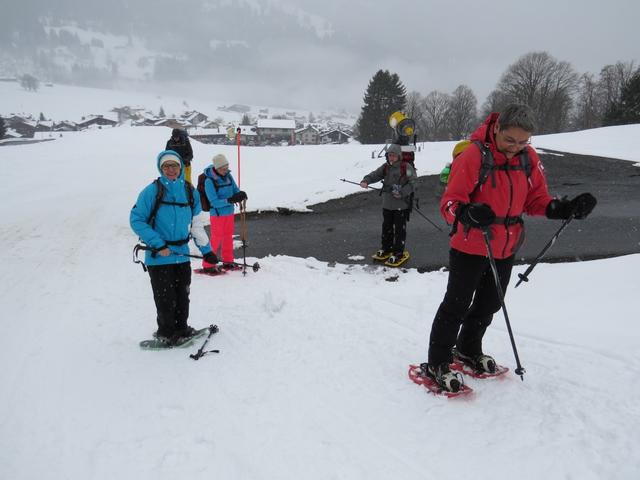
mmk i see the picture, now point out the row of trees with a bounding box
[356,52,640,143]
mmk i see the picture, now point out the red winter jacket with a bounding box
[441,113,553,259]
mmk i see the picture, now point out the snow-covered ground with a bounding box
[1,122,639,479]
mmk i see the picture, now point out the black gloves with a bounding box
[546,193,597,220]
[228,191,248,203]
[203,252,219,264]
[457,203,496,228]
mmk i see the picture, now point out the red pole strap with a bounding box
[236,127,242,188]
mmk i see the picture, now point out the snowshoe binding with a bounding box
[140,326,209,350]
[408,363,472,398]
[194,266,227,277]
[451,347,509,378]
[372,249,393,261]
[384,251,410,267]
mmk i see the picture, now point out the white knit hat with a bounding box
[212,153,229,169]
[159,153,181,168]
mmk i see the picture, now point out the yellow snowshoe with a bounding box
[372,249,393,261]
[384,251,410,267]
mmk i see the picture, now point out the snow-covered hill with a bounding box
[0,125,639,479]
[0,81,355,127]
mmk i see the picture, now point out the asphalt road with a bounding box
[234,150,640,271]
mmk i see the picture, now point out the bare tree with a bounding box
[20,74,40,92]
[447,85,477,139]
[487,51,579,133]
[422,91,451,141]
[598,61,636,116]
[572,73,606,130]
[404,91,426,139]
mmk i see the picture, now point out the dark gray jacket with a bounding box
[362,160,416,210]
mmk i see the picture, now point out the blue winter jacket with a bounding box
[203,165,240,217]
[130,150,212,266]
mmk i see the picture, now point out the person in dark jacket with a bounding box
[166,128,194,183]
[130,150,218,345]
[360,143,416,267]
[424,104,597,392]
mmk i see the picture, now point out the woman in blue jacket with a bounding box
[130,150,218,345]
[202,153,247,269]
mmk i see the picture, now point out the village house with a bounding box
[154,118,185,128]
[257,118,296,145]
[188,126,228,144]
[8,117,37,138]
[182,110,209,127]
[295,125,320,145]
[236,124,258,145]
[54,121,78,132]
[320,129,351,144]
[76,115,118,130]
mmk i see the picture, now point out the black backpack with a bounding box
[451,140,532,197]
[147,178,194,227]
[196,172,223,212]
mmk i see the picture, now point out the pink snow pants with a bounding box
[203,214,235,267]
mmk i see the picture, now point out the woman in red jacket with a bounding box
[424,104,597,393]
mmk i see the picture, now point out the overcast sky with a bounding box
[3,0,638,114]
[184,0,639,112]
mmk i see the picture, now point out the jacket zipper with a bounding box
[502,167,514,258]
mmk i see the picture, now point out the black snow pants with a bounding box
[147,262,192,337]
[381,208,408,255]
[427,248,514,366]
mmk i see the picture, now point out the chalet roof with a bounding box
[296,125,320,134]
[257,119,296,129]
[189,127,227,136]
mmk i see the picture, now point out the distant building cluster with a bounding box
[1,103,354,146]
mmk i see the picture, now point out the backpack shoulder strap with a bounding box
[185,182,195,209]
[519,147,532,178]
[148,178,164,227]
[468,140,495,196]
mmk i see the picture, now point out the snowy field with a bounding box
[1,118,639,479]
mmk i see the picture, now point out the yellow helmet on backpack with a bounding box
[452,140,471,159]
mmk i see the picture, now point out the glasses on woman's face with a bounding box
[499,131,531,148]
[161,163,180,170]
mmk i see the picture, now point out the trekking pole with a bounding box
[515,215,574,288]
[240,199,248,276]
[190,324,220,360]
[133,244,260,272]
[236,127,242,188]
[339,178,381,191]
[339,178,443,232]
[481,228,526,380]
[410,201,443,232]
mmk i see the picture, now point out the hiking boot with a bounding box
[424,362,462,393]
[154,333,178,347]
[176,325,197,339]
[453,347,497,374]
[222,262,242,271]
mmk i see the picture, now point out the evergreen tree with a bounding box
[0,117,6,139]
[356,70,407,144]
[158,106,166,118]
[241,113,252,125]
[604,70,640,125]
[39,112,46,121]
